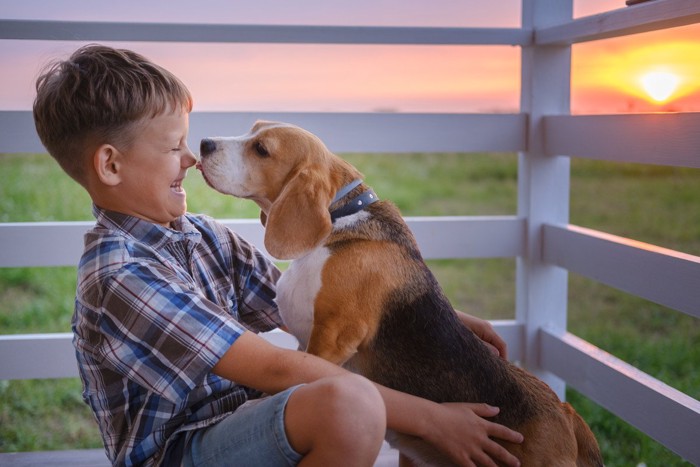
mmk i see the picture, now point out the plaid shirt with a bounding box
[72,206,283,466]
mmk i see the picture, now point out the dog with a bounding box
[198,121,603,466]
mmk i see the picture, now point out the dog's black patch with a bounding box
[330,198,539,427]
[368,266,536,427]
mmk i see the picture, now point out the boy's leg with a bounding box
[183,373,386,467]
[183,385,304,467]
[285,374,386,467]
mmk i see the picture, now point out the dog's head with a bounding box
[199,120,361,260]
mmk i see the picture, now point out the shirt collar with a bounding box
[92,204,202,248]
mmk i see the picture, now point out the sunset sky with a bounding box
[1,0,698,115]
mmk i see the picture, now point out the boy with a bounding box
[33,44,523,466]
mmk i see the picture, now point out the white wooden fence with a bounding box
[1,0,699,463]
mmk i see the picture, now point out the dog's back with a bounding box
[331,200,602,466]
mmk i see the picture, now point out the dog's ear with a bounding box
[264,169,332,260]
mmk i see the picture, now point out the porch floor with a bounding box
[0,442,400,466]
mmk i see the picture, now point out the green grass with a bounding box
[1,152,698,465]
[0,379,100,452]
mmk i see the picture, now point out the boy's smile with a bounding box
[97,110,197,227]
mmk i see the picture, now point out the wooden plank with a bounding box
[0,333,78,380]
[0,19,531,46]
[0,111,39,154]
[489,320,524,363]
[0,111,527,155]
[543,113,700,168]
[540,327,700,462]
[0,321,522,380]
[0,449,109,467]
[0,329,296,380]
[516,0,572,398]
[0,221,91,268]
[189,112,527,154]
[0,217,524,268]
[402,216,524,259]
[536,0,700,45]
[543,224,700,319]
[0,442,400,467]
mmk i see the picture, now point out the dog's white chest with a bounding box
[276,247,330,349]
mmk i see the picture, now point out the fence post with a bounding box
[516,0,572,399]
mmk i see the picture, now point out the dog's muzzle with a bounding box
[200,138,217,158]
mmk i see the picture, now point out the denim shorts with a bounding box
[182,385,304,466]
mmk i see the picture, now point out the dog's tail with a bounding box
[562,402,604,467]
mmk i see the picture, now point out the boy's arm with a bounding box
[213,331,523,466]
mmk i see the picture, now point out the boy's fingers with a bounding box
[488,420,524,444]
[465,403,500,418]
[482,341,500,357]
[486,439,521,467]
[465,404,524,444]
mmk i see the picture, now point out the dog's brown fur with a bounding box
[198,121,603,466]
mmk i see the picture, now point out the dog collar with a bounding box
[331,179,363,205]
[330,179,379,223]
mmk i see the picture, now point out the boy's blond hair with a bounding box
[33,44,193,187]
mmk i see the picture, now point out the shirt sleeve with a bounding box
[214,221,284,332]
[96,260,245,403]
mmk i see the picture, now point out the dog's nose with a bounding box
[200,138,217,157]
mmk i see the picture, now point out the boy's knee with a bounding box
[323,373,385,424]
[314,375,386,457]
[286,374,386,461]
[310,374,385,433]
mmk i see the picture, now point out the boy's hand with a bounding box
[456,311,509,360]
[423,402,523,467]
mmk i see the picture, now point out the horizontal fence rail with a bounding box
[543,112,700,168]
[0,19,532,46]
[543,224,700,319]
[540,328,700,462]
[0,330,295,380]
[0,321,525,380]
[536,0,700,45]
[0,111,527,155]
[0,216,525,268]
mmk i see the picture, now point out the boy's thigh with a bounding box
[184,385,304,467]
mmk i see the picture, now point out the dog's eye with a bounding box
[254,141,269,158]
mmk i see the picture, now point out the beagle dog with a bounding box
[198,121,603,466]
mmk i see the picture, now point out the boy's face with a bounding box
[113,111,196,227]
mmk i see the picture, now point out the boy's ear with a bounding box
[93,144,122,186]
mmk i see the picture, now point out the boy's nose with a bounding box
[200,138,217,157]
[182,148,197,167]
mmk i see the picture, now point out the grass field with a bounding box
[1,151,698,465]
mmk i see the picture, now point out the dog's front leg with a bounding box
[305,247,385,367]
[305,315,369,366]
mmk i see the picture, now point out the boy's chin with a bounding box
[173,203,188,219]
[170,191,188,212]
[159,202,188,226]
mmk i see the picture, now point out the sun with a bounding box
[640,70,680,103]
